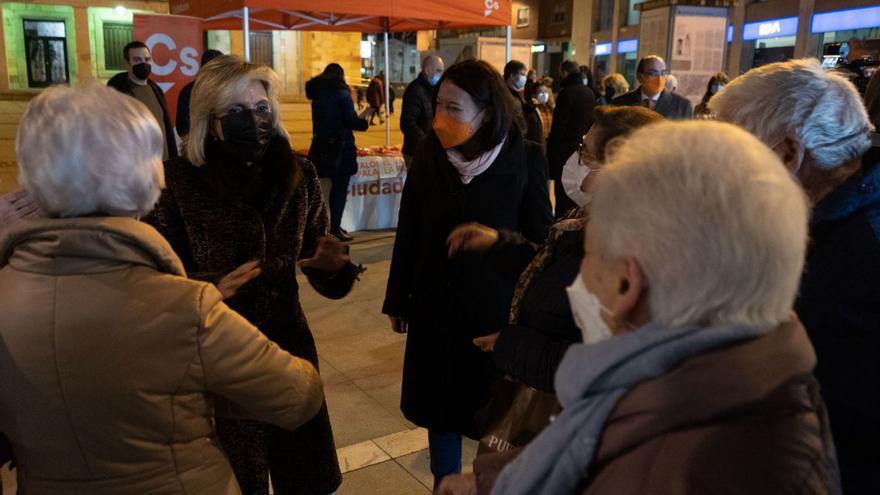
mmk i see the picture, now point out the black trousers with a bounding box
[216,403,341,495]
[324,175,351,232]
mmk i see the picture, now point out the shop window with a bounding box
[103,22,133,71]
[249,31,274,68]
[517,8,530,28]
[627,0,647,26]
[598,0,614,31]
[553,4,565,24]
[23,19,69,88]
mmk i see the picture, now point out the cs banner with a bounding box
[133,14,205,124]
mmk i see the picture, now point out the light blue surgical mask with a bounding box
[429,74,441,86]
[537,92,549,104]
[514,74,527,90]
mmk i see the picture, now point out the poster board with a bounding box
[638,7,671,63]
[668,6,727,105]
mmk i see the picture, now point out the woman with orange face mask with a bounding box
[383,59,553,490]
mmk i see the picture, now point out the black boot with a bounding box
[331,228,353,242]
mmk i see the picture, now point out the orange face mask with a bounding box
[433,112,481,149]
[641,75,666,96]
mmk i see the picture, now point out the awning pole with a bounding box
[505,25,511,63]
[243,7,251,62]
[384,29,391,147]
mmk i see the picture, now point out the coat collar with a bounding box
[594,318,816,463]
[562,73,585,89]
[811,160,880,226]
[0,217,186,277]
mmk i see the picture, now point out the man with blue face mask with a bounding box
[401,54,445,168]
[505,60,545,148]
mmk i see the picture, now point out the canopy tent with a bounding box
[169,0,513,145]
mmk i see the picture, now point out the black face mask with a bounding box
[132,62,151,80]
[218,109,276,164]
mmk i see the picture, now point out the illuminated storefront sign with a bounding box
[742,17,798,41]
[617,38,638,54]
[812,6,880,33]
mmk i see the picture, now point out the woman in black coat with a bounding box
[145,55,361,495]
[382,59,553,489]
[306,63,369,242]
[447,105,663,392]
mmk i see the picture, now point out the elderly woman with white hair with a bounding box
[0,85,325,494]
[144,55,358,495]
[438,120,841,495]
[711,58,879,494]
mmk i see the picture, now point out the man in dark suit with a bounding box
[612,55,693,120]
[547,60,596,218]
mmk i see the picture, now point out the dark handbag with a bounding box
[476,378,561,455]
[308,135,344,174]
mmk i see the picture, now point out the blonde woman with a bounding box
[145,55,360,495]
[599,73,629,105]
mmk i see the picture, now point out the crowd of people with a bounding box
[0,38,878,495]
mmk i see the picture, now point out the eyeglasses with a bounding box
[638,70,668,77]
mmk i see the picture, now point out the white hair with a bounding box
[710,58,872,169]
[16,84,165,218]
[591,120,809,329]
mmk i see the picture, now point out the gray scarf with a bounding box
[490,321,773,495]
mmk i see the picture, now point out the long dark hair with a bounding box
[322,63,345,83]
[437,59,516,158]
[700,72,730,105]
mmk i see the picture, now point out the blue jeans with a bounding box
[428,430,462,488]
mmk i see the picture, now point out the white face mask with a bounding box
[566,273,613,345]
[537,92,549,104]
[561,151,593,207]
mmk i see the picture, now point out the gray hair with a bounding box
[16,84,165,218]
[710,58,872,170]
[591,120,809,329]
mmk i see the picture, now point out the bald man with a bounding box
[401,55,444,167]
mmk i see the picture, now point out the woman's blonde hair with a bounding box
[184,54,289,165]
[601,73,630,99]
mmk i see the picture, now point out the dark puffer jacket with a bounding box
[305,74,369,178]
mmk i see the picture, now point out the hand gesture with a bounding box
[216,260,261,300]
[436,474,477,495]
[0,191,40,229]
[299,235,350,274]
[446,223,499,258]
[473,332,500,352]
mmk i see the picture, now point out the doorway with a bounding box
[24,19,70,88]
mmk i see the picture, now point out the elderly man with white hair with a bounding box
[0,84,325,494]
[438,120,840,495]
[711,58,879,494]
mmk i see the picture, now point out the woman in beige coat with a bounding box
[0,85,327,494]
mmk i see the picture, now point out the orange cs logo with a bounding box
[484,0,500,17]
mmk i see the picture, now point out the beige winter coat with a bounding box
[0,217,324,494]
